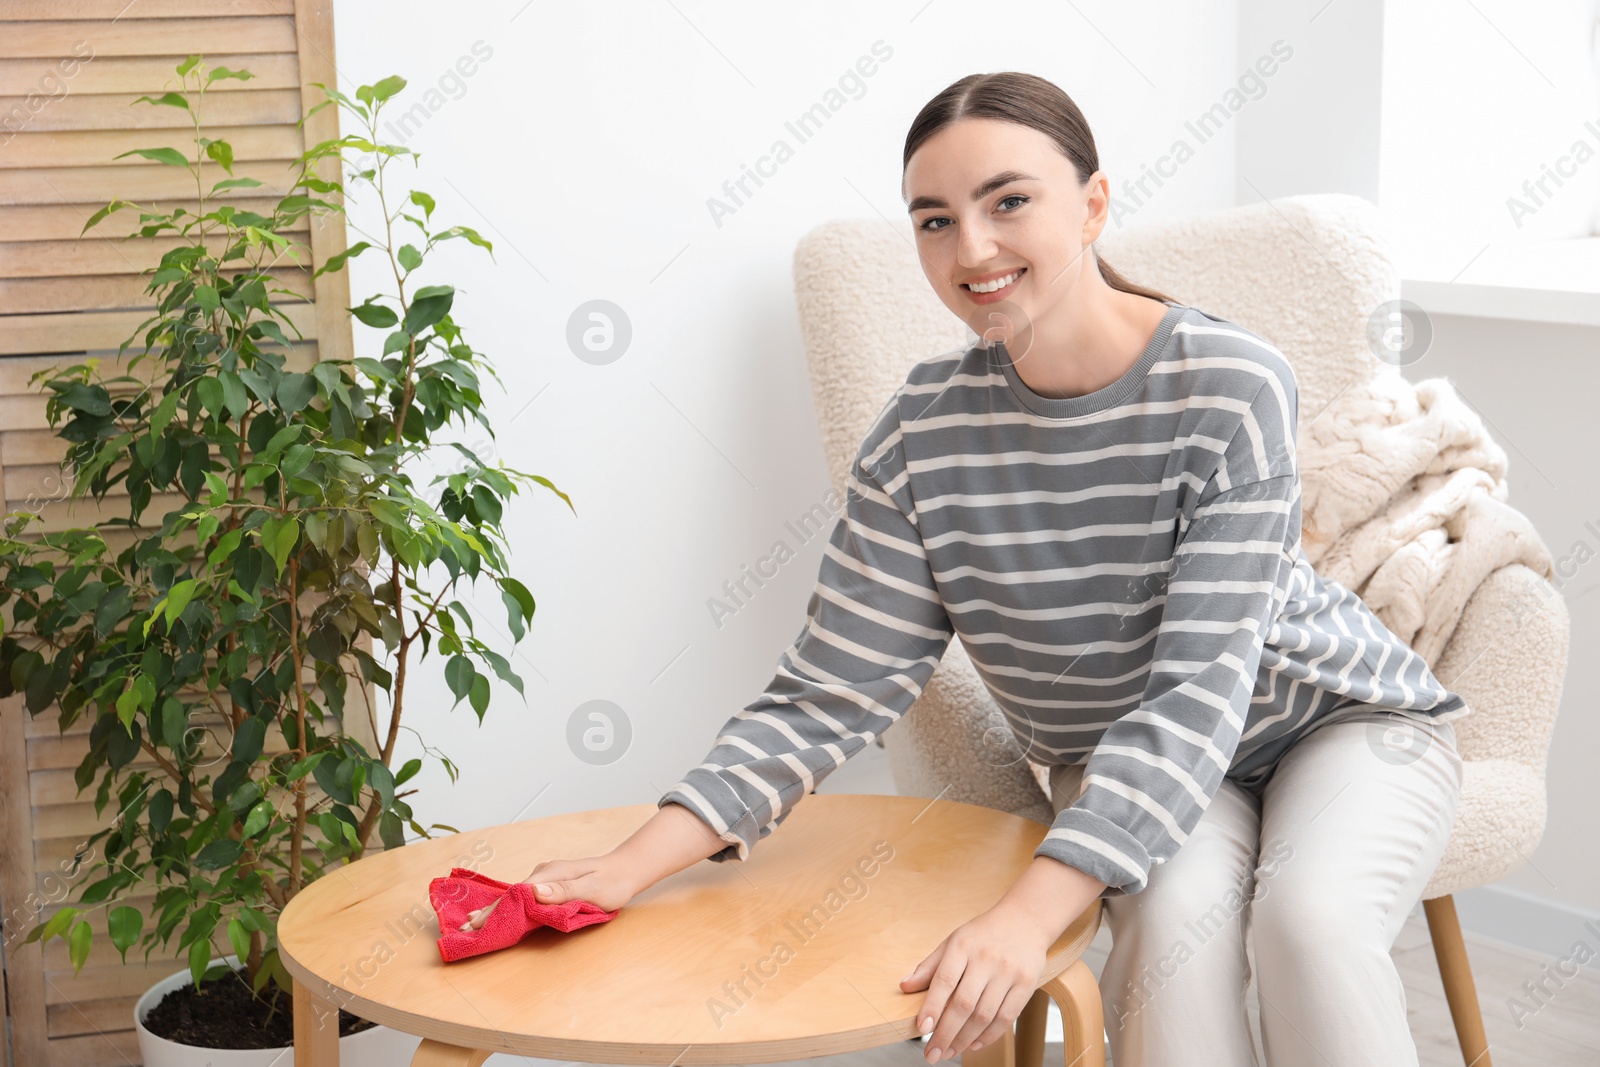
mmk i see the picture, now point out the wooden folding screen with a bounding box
[0,2,363,1063]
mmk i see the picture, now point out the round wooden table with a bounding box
[278,793,1104,1066]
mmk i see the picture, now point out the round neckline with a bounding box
[992,300,1186,420]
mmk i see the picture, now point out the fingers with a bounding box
[460,899,499,931]
[967,983,1036,1054]
[925,972,999,1063]
[914,948,966,1062]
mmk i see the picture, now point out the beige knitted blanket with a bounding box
[1297,366,1556,667]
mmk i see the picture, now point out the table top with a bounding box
[277,793,1101,1064]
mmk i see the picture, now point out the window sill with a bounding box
[1400,235,1600,327]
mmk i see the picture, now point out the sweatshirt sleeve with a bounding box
[659,393,955,862]
[1035,375,1301,895]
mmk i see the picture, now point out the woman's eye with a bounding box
[917,194,1029,233]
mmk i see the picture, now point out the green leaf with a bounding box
[403,285,454,334]
[242,799,274,838]
[194,838,244,870]
[212,176,265,193]
[109,906,143,962]
[227,917,250,964]
[195,284,220,314]
[35,907,77,947]
[398,244,422,272]
[275,372,317,414]
[233,716,266,764]
[434,224,494,257]
[468,671,490,718]
[207,66,256,84]
[116,685,140,730]
[150,388,181,438]
[149,788,175,834]
[68,920,93,974]
[196,376,225,417]
[188,938,210,988]
[219,371,249,421]
[314,240,370,279]
[350,301,398,328]
[113,146,190,167]
[60,382,110,416]
[444,655,473,705]
[409,190,435,218]
[80,198,131,236]
[204,139,234,174]
[133,91,191,111]
[357,75,407,104]
[259,517,300,579]
[164,578,198,628]
[470,484,502,524]
[499,577,536,629]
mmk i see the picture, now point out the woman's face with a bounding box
[902,117,1107,348]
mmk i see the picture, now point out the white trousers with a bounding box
[1047,705,1463,1067]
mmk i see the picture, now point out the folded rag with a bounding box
[428,866,619,963]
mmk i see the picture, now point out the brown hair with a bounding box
[903,71,1177,305]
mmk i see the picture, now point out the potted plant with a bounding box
[0,55,570,1064]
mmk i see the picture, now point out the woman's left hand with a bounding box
[899,901,1051,1063]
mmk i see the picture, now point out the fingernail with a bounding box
[535,883,551,896]
[920,1015,933,1034]
[972,1040,984,1049]
[928,1048,941,1064]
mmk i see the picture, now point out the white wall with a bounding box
[333,0,1239,842]
[332,0,1596,933]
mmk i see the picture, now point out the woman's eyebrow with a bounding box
[905,170,1039,212]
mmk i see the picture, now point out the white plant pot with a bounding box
[134,955,422,1066]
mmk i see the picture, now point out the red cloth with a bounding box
[428,866,619,963]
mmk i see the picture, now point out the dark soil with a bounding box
[141,964,378,1050]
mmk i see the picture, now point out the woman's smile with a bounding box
[961,266,1027,303]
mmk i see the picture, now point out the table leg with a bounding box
[1043,959,1105,1067]
[1015,987,1049,1067]
[410,1039,493,1066]
[292,977,341,1066]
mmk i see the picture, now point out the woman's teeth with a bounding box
[964,269,1024,293]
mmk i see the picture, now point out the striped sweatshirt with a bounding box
[659,301,1471,896]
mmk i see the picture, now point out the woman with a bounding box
[464,72,1466,1067]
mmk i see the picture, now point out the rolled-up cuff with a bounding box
[658,768,763,863]
[1034,805,1153,896]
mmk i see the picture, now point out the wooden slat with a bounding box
[1,1,291,20]
[0,54,300,96]
[0,696,49,1065]
[0,301,319,355]
[0,158,306,206]
[0,270,314,313]
[295,0,351,365]
[0,233,312,278]
[0,9,358,1062]
[46,995,152,1042]
[37,1028,141,1067]
[0,123,302,171]
[4,20,299,59]
[0,88,302,131]
[1,123,304,169]
[0,199,309,241]
[1,234,315,278]
[0,340,319,393]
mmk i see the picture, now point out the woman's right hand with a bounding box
[459,854,636,931]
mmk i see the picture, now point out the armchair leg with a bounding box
[1422,895,1493,1066]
